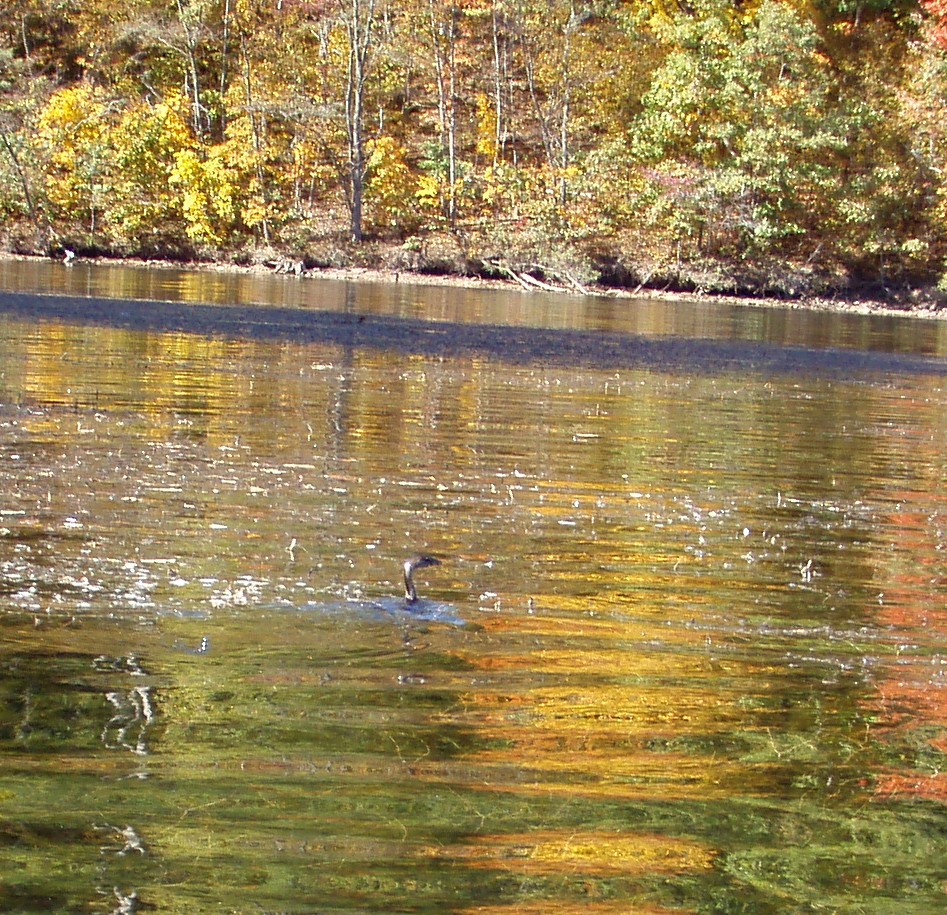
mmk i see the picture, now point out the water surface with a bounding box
[1,263,946,913]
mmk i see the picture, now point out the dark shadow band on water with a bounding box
[2,291,945,378]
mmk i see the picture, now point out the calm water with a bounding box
[1,261,947,914]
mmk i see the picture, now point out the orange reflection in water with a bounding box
[860,417,947,803]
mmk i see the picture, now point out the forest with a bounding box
[1,0,947,299]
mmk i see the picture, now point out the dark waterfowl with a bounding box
[403,554,441,603]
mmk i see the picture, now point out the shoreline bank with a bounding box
[3,252,946,323]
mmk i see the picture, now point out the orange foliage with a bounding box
[921,0,947,48]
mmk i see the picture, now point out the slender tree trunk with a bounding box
[518,0,581,204]
[427,0,458,225]
[342,0,376,243]
[175,0,206,138]
[491,4,505,165]
[446,15,457,225]
[219,0,232,136]
[558,4,575,206]
[240,37,271,245]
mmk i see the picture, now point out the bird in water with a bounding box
[403,554,441,603]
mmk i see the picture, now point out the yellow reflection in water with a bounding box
[440,828,714,875]
[459,906,688,915]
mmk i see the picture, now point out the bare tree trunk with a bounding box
[342,0,377,243]
[558,4,575,206]
[174,0,207,138]
[446,16,457,225]
[518,0,583,204]
[219,0,232,136]
[491,4,506,165]
[240,36,271,245]
[427,0,458,225]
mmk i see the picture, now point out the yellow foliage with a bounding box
[113,91,194,168]
[415,174,441,211]
[365,137,420,230]
[36,85,109,151]
[35,85,111,219]
[475,93,497,161]
[105,92,197,241]
[170,147,237,245]
[216,115,270,230]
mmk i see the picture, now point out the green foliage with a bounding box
[632,2,857,256]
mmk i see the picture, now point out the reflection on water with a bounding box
[1,266,947,913]
[3,255,947,357]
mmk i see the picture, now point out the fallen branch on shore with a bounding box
[484,259,591,295]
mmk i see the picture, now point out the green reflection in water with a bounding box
[1,310,947,913]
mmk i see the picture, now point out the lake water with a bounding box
[1,260,946,914]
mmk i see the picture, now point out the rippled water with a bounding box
[1,263,947,914]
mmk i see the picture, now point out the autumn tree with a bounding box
[420,0,461,224]
[924,0,947,45]
[631,3,863,261]
[34,85,114,239]
[0,48,50,248]
[897,2,947,285]
[0,0,943,292]
[338,0,382,241]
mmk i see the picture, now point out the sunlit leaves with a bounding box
[170,147,237,245]
[631,1,857,258]
[34,84,112,229]
[105,92,196,246]
[32,87,196,245]
[364,136,422,231]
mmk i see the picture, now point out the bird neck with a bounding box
[403,562,418,602]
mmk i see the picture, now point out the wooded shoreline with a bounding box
[3,0,947,310]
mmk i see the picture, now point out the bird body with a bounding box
[403,554,441,603]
